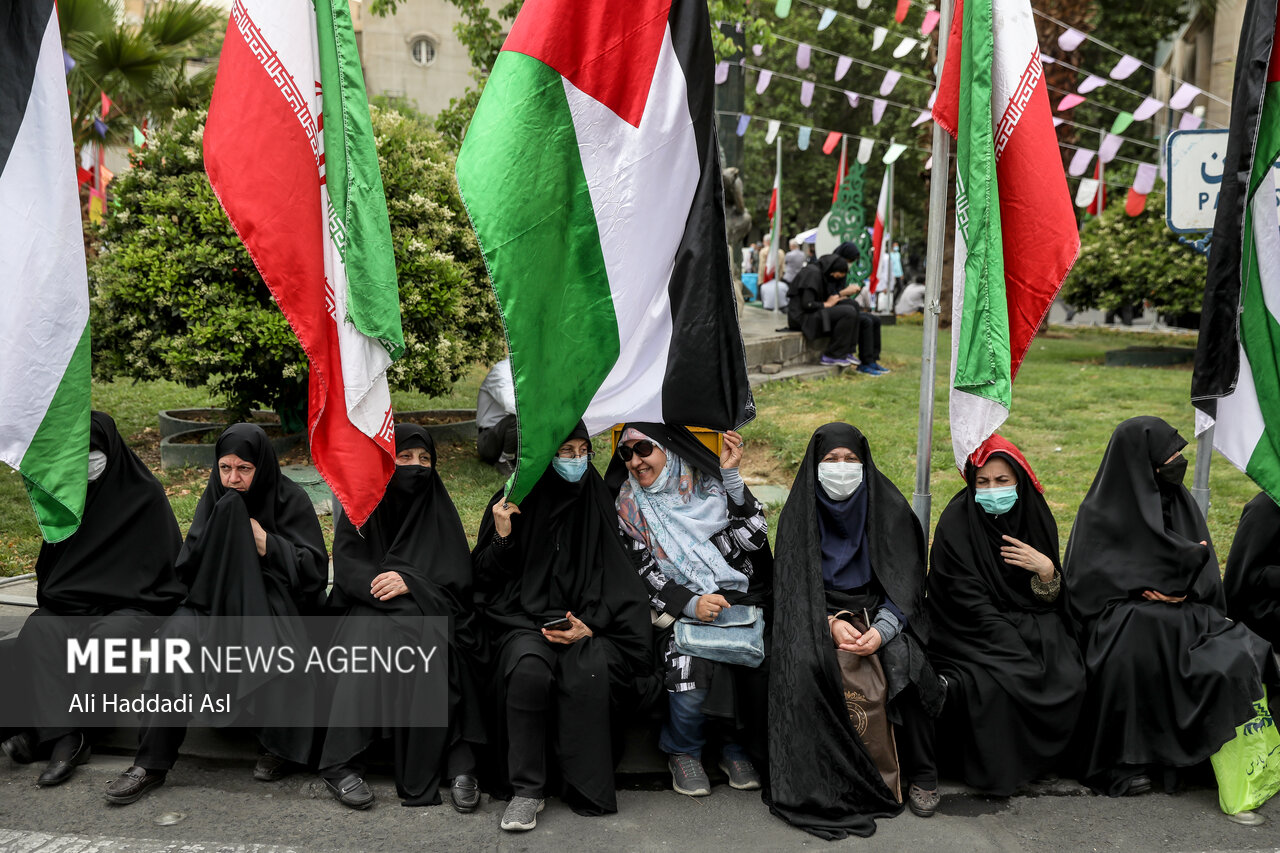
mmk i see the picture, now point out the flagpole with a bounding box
[1191,425,1213,519]
[911,0,954,539]
[771,135,782,320]
[885,158,895,312]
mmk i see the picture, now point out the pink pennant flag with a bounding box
[1098,133,1124,163]
[797,43,811,70]
[1057,93,1086,111]
[911,110,932,127]
[835,55,853,81]
[756,70,773,94]
[1178,111,1203,130]
[822,130,843,154]
[1132,97,1163,121]
[872,98,887,124]
[1133,162,1158,195]
[715,62,729,85]
[1169,82,1201,109]
[1078,75,1107,94]
[1068,148,1095,177]
[1058,28,1086,52]
[801,80,815,106]
[1109,54,1142,80]
[921,9,940,35]
[845,90,860,108]
[880,70,902,96]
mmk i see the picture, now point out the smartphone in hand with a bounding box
[542,616,572,632]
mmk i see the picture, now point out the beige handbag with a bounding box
[833,610,902,802]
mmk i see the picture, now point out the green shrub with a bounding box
[1060,191,1208,319]
[89,106,502,421]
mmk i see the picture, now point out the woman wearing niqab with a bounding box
[767,423,942,839]
[1064,416,1278,799]
[1224,492,1280,647]
[4,412,185,787]
[105,423,328,805]
[317,425,485,810]
[928,435,1085,796]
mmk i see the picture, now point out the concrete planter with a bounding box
[158,408,276,439]
[394,409,478,443]
[160,426,303,470]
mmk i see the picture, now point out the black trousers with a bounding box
[477,414,518,463]
[893,685,937,790]
[506,654,553,798]
[136,723,186,772]
[822,305,881,363]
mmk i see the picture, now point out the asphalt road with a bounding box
[2,753,1280,852]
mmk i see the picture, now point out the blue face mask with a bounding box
[552,456,589,483]
[975,485,1018,515]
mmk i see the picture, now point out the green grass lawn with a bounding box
[0,324,1258,576]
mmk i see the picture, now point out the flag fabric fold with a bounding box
[1192,0,1280,505]
[204,0,404,528]
[0,0,92,542]
[934,0,1080,469]
[456,0,754,504]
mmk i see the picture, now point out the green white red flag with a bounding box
[933,0,1079,469]
[456,0,754,503]
[1192,0,1280,505]
[0,0,92,542]
[204,0,404,527]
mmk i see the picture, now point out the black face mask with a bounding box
[1157,456,1188,486]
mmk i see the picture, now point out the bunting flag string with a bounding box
[766,32,934,89]
[739,61,928,119]
[1044,52,1226,129]
[715,109,936,160]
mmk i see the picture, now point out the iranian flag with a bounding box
[457,0,754,502]
[768,168,780,221]
[0,0,92,542]
[1192,0,1280,504]
[933,0,1079,469]
[204,0,404,527]
[870,169,890,294]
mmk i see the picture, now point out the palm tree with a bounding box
[59,0,225,151]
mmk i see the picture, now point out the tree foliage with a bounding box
[1060,192,1208,318]
[89,107,503,419]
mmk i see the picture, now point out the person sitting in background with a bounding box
[928,436,1085,796]
[3,412,186,789]
[833,242,888,375]
[1224,492,1280,648]
[317,425,485,811]
[477,358,518,478]
[472,423,653,833]
[1064,417,1278,825]
[787,255,881,373]
[896,280,927,316]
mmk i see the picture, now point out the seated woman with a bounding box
[608,424,771,799]
[473,423,652,833]
[928,436,1086,796]
[1225,492,1280,647]
[1065,417,1278,820]
[317,425,485,811]
[787,255,868,371]
[769,423,943,840]
[105,424,328,805]
[3,412,186,787]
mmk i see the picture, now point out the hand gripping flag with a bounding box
[933,0,1080,469]
[456,0,755,502]
[205,0,404,527]
[1192,0,1280,505]
[0,0,92,542]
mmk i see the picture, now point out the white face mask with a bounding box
[87,450,108,482]
[817,461,863,501]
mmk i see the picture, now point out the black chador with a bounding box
[1225,492,1280,647]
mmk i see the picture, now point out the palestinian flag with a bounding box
[457,0,754,502]
[0,0,92,542]
[205,0,404,527]
[933,0,1079,469]
[1192,0,1280,504]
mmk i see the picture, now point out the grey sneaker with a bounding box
[500,796,544,831]
[718,756,761,791]
[668,753,710,796]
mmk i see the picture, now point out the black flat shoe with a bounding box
[1125,774,1153,796]
[253,752,299,782]
[37,734,89,787]
[2,732,35,765]
[323,773,374,810]
[104,765,166,804]
[450,774,480,813]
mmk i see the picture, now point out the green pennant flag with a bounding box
[1110,111,1134,135]
[132,125,144,146]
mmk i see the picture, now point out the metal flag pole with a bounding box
[911,0,954,540]
[771,135,782,320]
[885,158,895,312]
[1192,424,1214,519]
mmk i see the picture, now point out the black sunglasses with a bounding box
[618,440,658,462]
